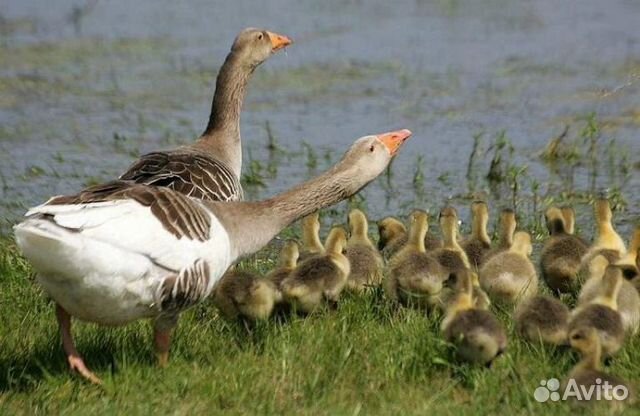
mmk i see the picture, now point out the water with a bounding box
[1,0,639,237]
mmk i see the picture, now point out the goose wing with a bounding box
[119,150,243,202]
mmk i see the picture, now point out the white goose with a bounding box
[14,129,411,384]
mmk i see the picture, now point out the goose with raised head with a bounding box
[461,200,491,270]
[281,226,350,313]
[14,129,411,383]
[119,28,292,202]
[344,209,384,292]
[385,210,447,309]
[569,265,626,357]
[540,206,588,293]
[578,256,640,335]
[479,231,538,306]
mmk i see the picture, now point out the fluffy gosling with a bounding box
[479,231,538,306]
[441,269,507,367]
[281,226,350,313]
[540,206,588,293]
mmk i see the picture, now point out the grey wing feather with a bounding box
[120,151,243,201]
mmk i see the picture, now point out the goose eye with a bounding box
[369,145,375,152]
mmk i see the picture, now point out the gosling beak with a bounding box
[267,31,293,51]
[377,129,412,156]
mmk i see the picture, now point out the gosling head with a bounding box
[568,326,600,358]
[544,206,567,235]
[279,240,299,268]
[594,197,613,224]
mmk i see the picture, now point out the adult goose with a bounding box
[14,129,411,384]
[119,28,292,201]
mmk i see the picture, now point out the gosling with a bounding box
[514,295,570,346]
[266,240,299,288]
[299,211,324,261]
[281,226,350,314]
[385,210,448,309]
[568,265,626,357]
[540,206,588,293]
[461,200,492,270]
[377,216,407,259]
[345,209,384,292]
[578,256,639,336]
[481,207,517,264]
[441,269,507,367]
[479,231,538,306]
[581,197,626,276]
[564,327,635,409]
[616,225,640,281]
[213,270,282,321]
[433,206,471,275]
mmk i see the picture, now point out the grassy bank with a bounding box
[1,235,638,415]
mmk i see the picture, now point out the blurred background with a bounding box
[1,0,639,236]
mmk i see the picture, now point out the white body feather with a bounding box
[14,199,232,325]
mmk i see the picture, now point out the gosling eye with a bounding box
[257,33,264,41]
[369,145,375,152]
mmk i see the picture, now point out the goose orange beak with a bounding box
[267,31,293,51]
[377,129,412,155]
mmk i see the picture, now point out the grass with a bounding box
[1,232,639,415]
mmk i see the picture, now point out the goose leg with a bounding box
[154,316,177,367]
[55,304,102,384]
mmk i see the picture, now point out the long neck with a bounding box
[279,250,297,269]
[597,219,615,236]
[442,222,459,249]
[595,273,621,309]
[303,227,323,253]
[197,53,252,177]
[325,232,344,254]
[408,221,427,252]
[629,229,640,254]
[213,162,369,258]
[442,274,473,330]
[472,213,490,245]
[500,220,515,247]
[351,220,369,244]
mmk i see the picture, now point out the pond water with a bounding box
[1,0,639,238]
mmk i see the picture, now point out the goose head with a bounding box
[231,28,292,68]
[336,130,411,189]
